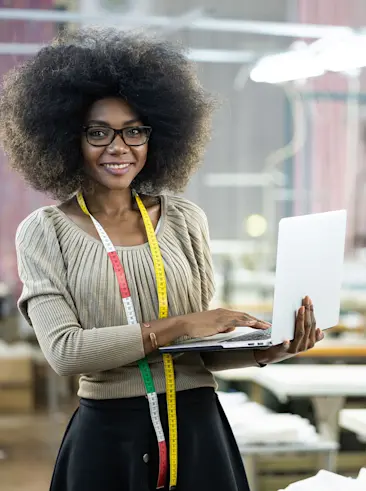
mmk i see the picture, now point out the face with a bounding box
[81,97,149,191]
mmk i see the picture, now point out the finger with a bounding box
[241,318,271,330]
[245,312,272,327]
[243,314,271,328]
[310,301,316,327]
[316,328,324,342]
[221,326,236,333]
[231,311,271,329]
[291,306,305,352]
[300,296,312,351]
[223,316,269,331]
[282,340,291,351]
[232,310,272,326]
[307,303,317,349]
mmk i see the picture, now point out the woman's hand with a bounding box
[141,308,270,355]
[180,308,271,339]
[254,296,324,366]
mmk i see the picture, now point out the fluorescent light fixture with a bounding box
[0,8,353,38]
[250,33,366,84]
[204,173,276,187]
[187,49,255,64]
[250,50,324,84]
[315,34,366,72]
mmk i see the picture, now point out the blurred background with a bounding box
[1,1,366,490]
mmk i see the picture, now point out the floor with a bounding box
[0,410,73,491]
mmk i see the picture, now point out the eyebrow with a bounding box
[87,119,141,127]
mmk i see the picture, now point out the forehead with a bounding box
[86,98,140,125]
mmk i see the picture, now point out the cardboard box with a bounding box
[0,387,34,412]
[0,356,34,412]
[0,357,33,385]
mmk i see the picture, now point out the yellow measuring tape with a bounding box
[134,191,178,489]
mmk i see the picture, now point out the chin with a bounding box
[103,179,134,191]
[84,163,144,192]
[93,170,138,191]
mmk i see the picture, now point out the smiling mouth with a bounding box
[102,163,131,169]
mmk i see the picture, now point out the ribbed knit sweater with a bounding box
[15,195,258,399]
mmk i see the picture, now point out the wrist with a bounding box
[253,349,268,367]
[172,316,190,338]
[142,316,187,351]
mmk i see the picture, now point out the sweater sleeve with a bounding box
[190,204,261,371]
[16,210,145,376]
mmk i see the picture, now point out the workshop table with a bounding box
[339,409,366,442]
[215,364,366,441]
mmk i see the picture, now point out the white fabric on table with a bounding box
[278,469,366,491]
[217,390,319,445]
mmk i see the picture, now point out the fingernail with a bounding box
[283,341,290,350]
[299,306,305,314]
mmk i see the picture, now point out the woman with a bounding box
[0,29,323,491]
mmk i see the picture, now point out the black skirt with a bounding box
[50,387,250,491]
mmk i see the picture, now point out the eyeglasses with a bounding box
[83,125,152,147]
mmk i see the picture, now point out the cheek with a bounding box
[134,145,148,166]
[81,139,104,165]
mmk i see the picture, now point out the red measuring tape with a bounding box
[77,191,178,489]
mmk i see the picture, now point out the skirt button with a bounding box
[143,453,149,464]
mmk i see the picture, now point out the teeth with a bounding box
[104,163,130,169]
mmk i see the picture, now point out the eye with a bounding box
[125,127,143,138]
[86,127,111,139]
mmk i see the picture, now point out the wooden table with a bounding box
[298,342,366,358]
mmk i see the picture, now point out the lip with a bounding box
[100,162,133,176]
[100,161,134,166]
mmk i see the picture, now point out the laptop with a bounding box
[159,209,347,354]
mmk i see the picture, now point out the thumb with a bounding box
[219,326,236,333]
[282,340,291,351]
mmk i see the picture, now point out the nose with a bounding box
[106,133,129,154]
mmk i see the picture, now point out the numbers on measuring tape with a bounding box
[135,192,178,490]
[77,190,178,490]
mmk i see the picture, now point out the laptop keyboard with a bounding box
[225,330,271,343]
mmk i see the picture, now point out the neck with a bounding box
[82,185,134,217]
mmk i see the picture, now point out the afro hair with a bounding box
[0,28,216,200]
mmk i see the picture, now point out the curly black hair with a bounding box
[0,28,216,200]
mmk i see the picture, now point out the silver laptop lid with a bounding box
[271,210,347,346]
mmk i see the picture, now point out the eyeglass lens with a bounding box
[86,126,150,146]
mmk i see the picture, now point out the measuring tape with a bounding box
[134,191,178,488]
[77,191,178,490]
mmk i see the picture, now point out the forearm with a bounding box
[201,349,261,372]
[29,296,186,376]
[141,316,187,355]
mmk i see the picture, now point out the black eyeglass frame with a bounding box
[82,125,152,147]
